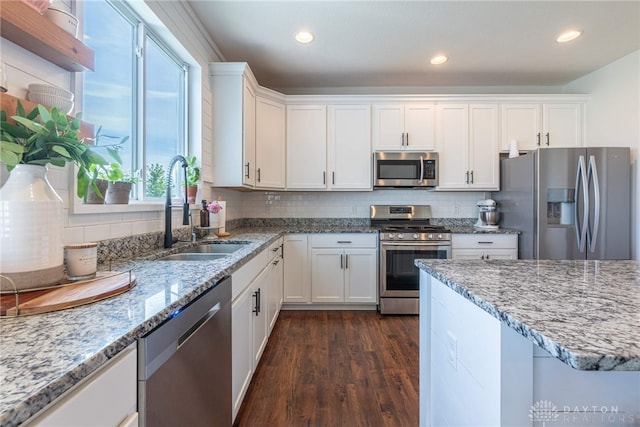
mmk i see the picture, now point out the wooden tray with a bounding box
[0,271,135,317]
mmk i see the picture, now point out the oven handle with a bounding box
[380,242,451,248]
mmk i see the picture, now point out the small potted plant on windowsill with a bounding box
[185,155,200,204]
[100,162,140,204]
[145,163,166,198]
[83,126,129,204]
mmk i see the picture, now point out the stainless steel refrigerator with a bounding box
[494,147,631,260]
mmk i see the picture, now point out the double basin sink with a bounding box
[159,242,248,261]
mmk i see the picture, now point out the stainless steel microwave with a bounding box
[374,152,438,188]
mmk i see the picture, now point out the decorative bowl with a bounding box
[27,84,73,101]
[43,7,79,38]
[26,92,74,114]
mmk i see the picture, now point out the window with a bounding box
[82,0,188,200]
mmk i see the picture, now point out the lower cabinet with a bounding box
[231,237,283,422]
[283,234,310,303]
[452,234,518,260]
[25,345,138,427]
[309,234,378,304]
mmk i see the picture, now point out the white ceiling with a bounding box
[188,1,640,93]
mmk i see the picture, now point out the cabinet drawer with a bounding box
[267,237,283,260]
[309,233,377,249]
[452,234,517,249]
[232,249,268,300]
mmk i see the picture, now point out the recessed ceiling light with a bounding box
[295,31,314,44]
[556,30,582,43]
[430,55,448,65]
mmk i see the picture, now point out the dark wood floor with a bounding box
[234,310,419,427]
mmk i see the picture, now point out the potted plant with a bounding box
[100,162,140,204]
[83,126,128,204]
[0,102,109,290]
[185,155,200,204]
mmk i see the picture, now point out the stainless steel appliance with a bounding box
[371,205,451,314]
[474,198,499,230]
[138,276,232,427]
[374,152,438,188]
[494,147,630,260]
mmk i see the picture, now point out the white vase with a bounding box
[0,164,65,291]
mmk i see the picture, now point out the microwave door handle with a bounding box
[419,155,424,185]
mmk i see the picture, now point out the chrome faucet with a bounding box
[164,155,190,248]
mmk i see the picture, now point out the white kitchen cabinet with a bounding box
[451,234,518,260]
[25,345,138,427]
[500,103,583,151]
[286,104,328,189]
[210,62,258,188]
[373,104,436,151]
[327,104,372,190]
[266,238,284,333]
[437,104,500,191]
[309,234,378,304]
[283,234,310,304]
[231,240,283,421]
[255,96,286,189]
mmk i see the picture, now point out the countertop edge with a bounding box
[416,260,640,372]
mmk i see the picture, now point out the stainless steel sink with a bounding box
[159,253,230,261]
[186,243,248,254]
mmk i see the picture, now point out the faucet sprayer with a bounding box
[164,155,190,248]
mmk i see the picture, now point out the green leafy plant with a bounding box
[145,163,166,197]
[0,102,109,198]
[185,155,200,187]
[99,162,140,184]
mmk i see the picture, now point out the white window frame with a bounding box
[71,0,200,214]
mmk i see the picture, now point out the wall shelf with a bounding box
[0,1,94,72]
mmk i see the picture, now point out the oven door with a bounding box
[380,242,451,297]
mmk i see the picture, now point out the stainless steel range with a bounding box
[371,205,451,315]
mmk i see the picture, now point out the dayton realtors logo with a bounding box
[529,400,559,426]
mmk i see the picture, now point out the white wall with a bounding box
[564,50,640,259]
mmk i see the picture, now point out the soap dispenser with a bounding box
[200,200,210,227]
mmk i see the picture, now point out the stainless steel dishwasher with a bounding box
[138,276,231,426]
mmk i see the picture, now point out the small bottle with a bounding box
[200,200,210,227]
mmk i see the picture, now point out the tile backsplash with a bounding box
[211,188,484,221]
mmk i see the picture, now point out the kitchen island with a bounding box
[417,259,640,427]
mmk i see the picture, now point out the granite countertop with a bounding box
[415,259,640,371]
[0,224,378,427]
[447,226,520,234]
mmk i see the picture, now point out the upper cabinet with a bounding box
[286,105,327,189]
[210,63,285,189]
[286,104,372,191]
[372,104,436,151]
[256,96,285,189]
[327,105,372,190]
[437,104,500,191]
[500,103,583,151]
[210,63,256,188]
[0,1,94,71]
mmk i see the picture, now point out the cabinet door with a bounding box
[404,104,436,151]
[267,257,283,333]
[500,103,542,151]
[310,249,344,303]
[27,346,137,427]
[468,104,499,190]
[543,103,582,148]
[286,105,327,189]
[436,104,469,189]
[327,105,372,190]
[251,268,269,368]
[344,249,378,303]
[255,97,285,188]
[232,286,254,421]
[372,104,405,151]
[242,82,256,186]
[283,234,310,303]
